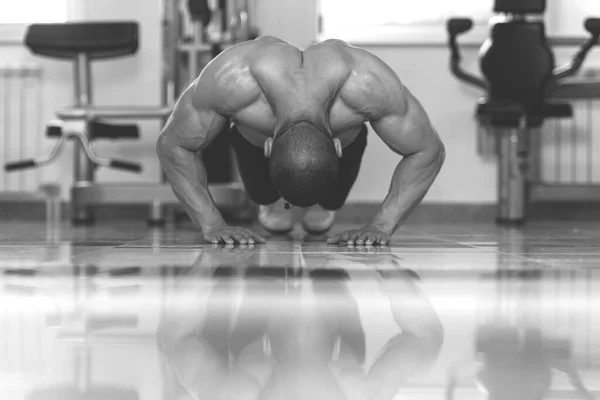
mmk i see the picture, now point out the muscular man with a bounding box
[157,37,445,245]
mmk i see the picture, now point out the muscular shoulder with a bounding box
[190,36,302,113]
[337,46,407,120]
[191,39,283,113]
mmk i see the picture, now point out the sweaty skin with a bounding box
[157,36,445,245]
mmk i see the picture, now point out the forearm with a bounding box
[157,139,225,232]
[370,144,445,233]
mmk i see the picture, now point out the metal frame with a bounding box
[60,0,254,225]
[495,120,530,223]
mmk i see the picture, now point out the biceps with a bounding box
[160,87,228,152]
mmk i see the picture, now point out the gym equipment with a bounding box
[5,120,144,175]
[4,0,259,226]
[447,0,600,224]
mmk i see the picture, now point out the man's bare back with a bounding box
[157,36,445,245]
[194,37,398,147]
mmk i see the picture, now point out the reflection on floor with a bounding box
[0,220,599,400]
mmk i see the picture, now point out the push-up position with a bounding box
[157,36,445,245]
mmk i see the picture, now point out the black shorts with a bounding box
[229,125,368,210]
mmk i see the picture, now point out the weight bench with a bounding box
[5,21,249,225]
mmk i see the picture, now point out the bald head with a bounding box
[269,121,339,207]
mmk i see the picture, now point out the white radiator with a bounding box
[540,99,600,184]
[0,63,43,193]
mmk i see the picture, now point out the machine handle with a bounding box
[447,18,473,62]
[109,160,143,173]
[447,18,473,36]
[554,18,600,80]
[585,18,600,36]
[46,123,62,138]
[5,159,37,172]
[446,18,487,90]
[90,121,140,140]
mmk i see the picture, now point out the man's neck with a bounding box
[276,114,332,138]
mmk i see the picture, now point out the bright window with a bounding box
[319,0,494,44]
[321,0,493,27]
[0,0,69,23]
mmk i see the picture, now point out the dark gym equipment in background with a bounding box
[448,0,600,224]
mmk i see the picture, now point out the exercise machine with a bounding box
[447,0,600,224]
[4,0,259,226]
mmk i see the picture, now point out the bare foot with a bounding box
[258,199,294,234]
[302,205,335,234]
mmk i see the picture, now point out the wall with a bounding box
[2,0,600,203]
[547,0,600,35]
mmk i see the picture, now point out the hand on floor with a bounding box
[203,224,266,245]
[327,225,390,246]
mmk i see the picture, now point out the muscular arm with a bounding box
[157,79,228,233]
[371,82,445,232]
[349,55,445,234]
[367,268,444,400]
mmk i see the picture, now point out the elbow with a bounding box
[156,320,188,353]
[434,139,446,168]
[156,321,174,352]
[427,319,445,350]
[156,134,168,157]
[414,138,445,171]
[404,313,445,350]
[414,320,445,352]
[405,321,445,355]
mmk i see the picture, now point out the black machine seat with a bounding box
[477,100,572,128]
[25,22,139,60]
[481,20,555,107]
[494,0,546,14]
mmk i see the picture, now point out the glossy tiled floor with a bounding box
[1,219,599,400]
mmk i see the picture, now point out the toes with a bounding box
[327,235,340,244]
